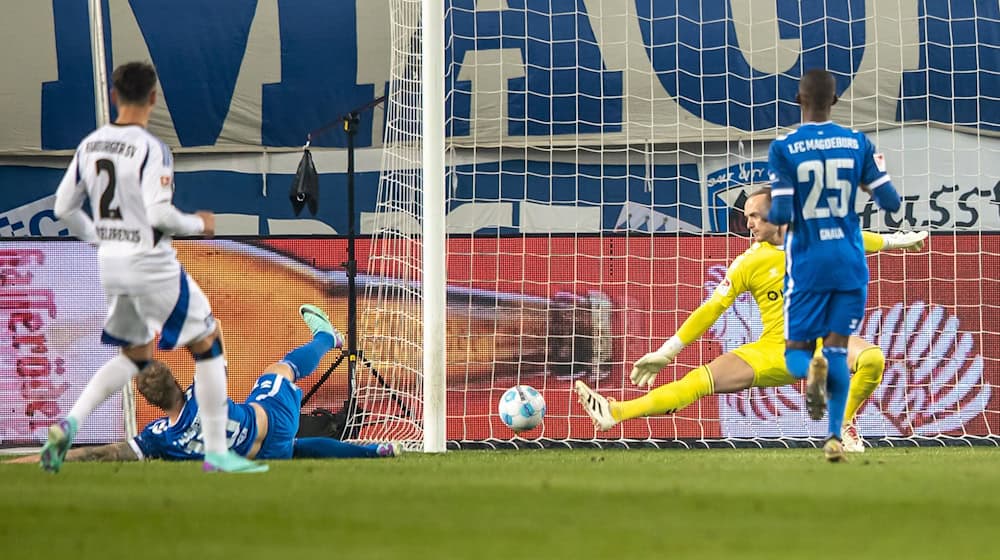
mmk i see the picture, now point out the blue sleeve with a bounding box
[859,134,888,186]
[872,182,901,212]
[767,140,794,225]
[859,134,901,211]
[132,422,164,460]
[292,437,380,459]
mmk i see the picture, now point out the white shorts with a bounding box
[101,267,216,350]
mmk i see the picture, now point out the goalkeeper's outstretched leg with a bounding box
[576,353,743,429]
[841,338,885,452]
[576,337,885,447]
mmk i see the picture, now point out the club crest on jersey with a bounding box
[714,277,732,296]
[873,152,887,172]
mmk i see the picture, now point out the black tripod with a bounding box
[294,97,414,438]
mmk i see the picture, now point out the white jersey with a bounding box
[55,124,198,293]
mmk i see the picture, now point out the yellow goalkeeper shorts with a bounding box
[733,340,794,387]
[734,339,827,387]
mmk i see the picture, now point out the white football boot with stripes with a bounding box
[841,424,866,453]
[574,380,618,431]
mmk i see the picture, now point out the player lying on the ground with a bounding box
[575,188,926,452]
[11,304,400,464]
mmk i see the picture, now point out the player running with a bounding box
[48,61,263,473]
[11,305,402,464]
[575,188,923,452]
[766,68,902,461]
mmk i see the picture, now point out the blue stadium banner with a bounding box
[0,1,996,235]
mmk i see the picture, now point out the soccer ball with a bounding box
[498,385,546,432]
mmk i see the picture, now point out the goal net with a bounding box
[352,0,1000,449]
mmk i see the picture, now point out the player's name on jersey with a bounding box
[819,227,846,241]
[787,136,861,154]
[83,140,138,158]
[95,225,141,243]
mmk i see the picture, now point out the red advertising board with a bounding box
[1,236,995,445]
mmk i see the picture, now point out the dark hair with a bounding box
[112,61,157,105]
[799,68,837,109]
[136,360,184,412]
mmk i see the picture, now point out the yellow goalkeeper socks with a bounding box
[611,366,714,421]
[844,346,885,424]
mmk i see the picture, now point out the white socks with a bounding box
[194,355,229,455]
[68,355,140,427]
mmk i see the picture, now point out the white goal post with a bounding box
[421,0,447,454]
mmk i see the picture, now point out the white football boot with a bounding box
[574,380,618,431]
[841,424,866,453]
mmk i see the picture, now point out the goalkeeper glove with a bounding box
[882,231,928,251]
[630,335,684,388]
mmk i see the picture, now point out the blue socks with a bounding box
[784,348,812,380]
[823,346,850,439]
[282,333,336,380]
[292,437,380,458]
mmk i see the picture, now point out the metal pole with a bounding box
[344,113,360,410]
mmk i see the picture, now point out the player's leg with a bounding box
[246,372,302,460]
[820,332,850,461]
[269,304,344,382]
[292,437,402,459]
[784,289,828,420]
[188,327,267,473]
[575,351,753,430]
[152,269,263,472]
[842,336,885,452]
[248,304,345,458]
[41,296,154,473]
[736,341,794,390]
[822,288,868,462]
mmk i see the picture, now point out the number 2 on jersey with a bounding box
[797,158,853,219]
[96,158,122,220]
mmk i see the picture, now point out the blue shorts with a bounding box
[246,373,303,459]
[784,288,867,342]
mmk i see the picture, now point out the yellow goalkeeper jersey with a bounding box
[674,232,883,347]
[709,241,785,345]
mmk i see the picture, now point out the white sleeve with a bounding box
[147,203,204,235]
[53,151,99,243]
[141,141,204,236]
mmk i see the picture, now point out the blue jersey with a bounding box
[130,384,257,461]
[767,121,889,292]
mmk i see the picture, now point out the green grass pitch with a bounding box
[2,447,999,560]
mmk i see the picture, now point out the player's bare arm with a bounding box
[68,442,140,462]
[195,211,216,236]
[9,441,138,464]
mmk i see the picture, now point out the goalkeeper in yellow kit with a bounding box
[575,188,927,451]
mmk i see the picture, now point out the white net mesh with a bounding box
[353,0,1000,449]
[351,0,426,443]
